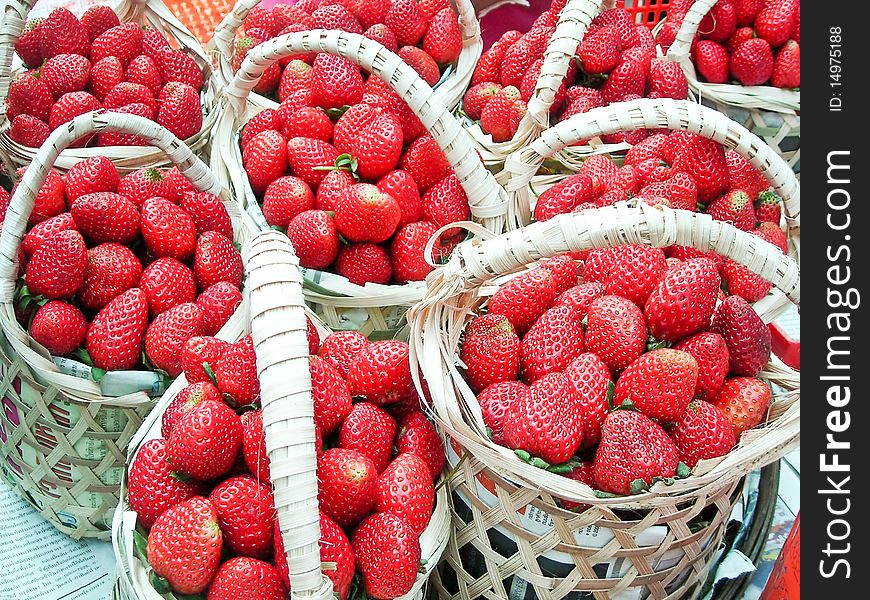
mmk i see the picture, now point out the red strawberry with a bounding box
[615,349,698,423]
[754,221,788,254]
[78,243,143,312]
[520,305,585,383]
[503,372,584,465]
[480,86,521,142]
[350,110,404,180]
[693,40,730,84]
[339,402,396,473]
[710,377,771,436]
[39,8,89,60]
[125,55,162,95]
[40,53,91,100]
[103,82,155,114]
[181,336,230,384]
[243,130,288,195]
[214,335,261,407]
[665,245,725,272]
[320,330,369,378]
[310,54,364,110]
[240,409,270,483]
[591,7,640,48]
[389,221,438,283]
[335,243,393,285]
[472,30,522,86]
[243,5,277,35]
[309,354,353,436]
[601,58,646,103]
[499,32,545,89]
[139,257,197,317]
[734,0,764,26]
[560,462,595,511]
[598,245,668,307]
[722,259,772,303]
[670,400,737,468]
[311,3,363,33]
[376,453,434,534]
[552,282,605,318]
[726,149,766,201]
[147,497,222,594]
[21,213,77,258]
[730,38,774,86]
[209,475,275,559]
[144,303,204,377]
[347,340,415,405]
[421,174,470,238]
[118,167,178,206]
[698,0,737,42]
[645,258,721,342]
[276,105,333,142]
[208,558,286,600]
[142,27,172,58]
[157,82,202,139]
[25,230,87,299]
[584,295,646,373]
[48,91,102,137]
[180,191,233,240]
[193,231,243,291]
[167,398,243,480]
[395,411,446,480]
[463,81,502,121]
[318,448,378,528]
[285,210,340,269]
[274,512,354,598]
[152,47,204,90]
[476,381,526,446]
[726,26,757,54]
[377,170,422,227]
[81,5,120,42]
[8,114,51,148]
[647,58,688,99]
[673,332,730,400]
[488,267,557,337]
[161,382,223,439]
[128,438,205,530]
[385,0,428,47]
[277,59,313,104]
[754,191,782,224]
[140,197,197,262]
[533,173,596,221]
[423,7,462,65]
[711,295,771,376]
[672,135,729,203]
[65,156,119,202]
[400,134,451,191]
[90,23,143,65]
[398,46,441,86]
[577,25,622,75]
[564,353,613,448]
[240,109,278,150]
[286,137,342,189]
[196,282,242,336]
[707,189,756,231]
[352,513,421,599]
[460,314,521,392]
[754,0,798,47]
[593,410,680,495]
[71,192,140,245]
[772,40,800,88]
[29,301,86,356]
[14,19,44,69]
[333,103,382,153]
[363,23,398,52]
[334,183,401,244]
[638,172,698,212]
[86,288,150,370]
[263,176,316,230]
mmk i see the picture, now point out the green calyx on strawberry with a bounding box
[312,152,360,180]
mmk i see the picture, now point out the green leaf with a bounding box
[90,367,107,382]
[593,490,622,499]
[605,381,615,411]
[202,362,218,387]
[133,528,148,562]
[529,456,551,470]
[325,106,350,120]
[149,571,172,595]
[676,462,692,478]
[270,225,286,233]
[645,335,671,352]
[629,478,650,495]
[514,449,531,462]
[615,398,638,412]
[72,348,93,367]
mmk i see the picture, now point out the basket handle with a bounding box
[0,110,221,302]
[0,0,30,120]
[247,230,332,600]
[503,97,800,260]
[225,28,510,233]
[663,0,719,63]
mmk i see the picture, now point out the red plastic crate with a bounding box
[624,0,671,28]
[769,323,800,371]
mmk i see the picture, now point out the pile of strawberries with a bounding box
[6,157,243,378]
[240,59,472,286]
[8,6,205,149]
[463,3,689,142]
[230,0,462,99]
[658,0,800,89]
[459,249,774,498]
[128,329,446,599]
[531,131,788,302]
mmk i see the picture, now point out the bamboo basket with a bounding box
[112,229,451,600]
[214,28,510,335]
[209,0,482,112]
[655,0,800,173]
[0,110,254,539]
[502,98,801,267]
[0,0,219,175]
[407,203,800,600]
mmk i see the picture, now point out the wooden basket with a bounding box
[214,28,509,335]
[111,230,451,600]
[0,110,254,539]
[0,0,219,175]
[503,98,801,263]
[407,203,799,600]
[208,0,482,112]
[655,0,800,173]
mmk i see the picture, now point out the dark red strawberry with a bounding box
[395,411,446,480]
[335,243,393,286]
[710,295,771,376]
[460,314,520,393]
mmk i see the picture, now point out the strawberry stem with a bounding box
[435,452,468,493]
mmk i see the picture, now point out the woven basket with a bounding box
[0,0,219,175]
[655,0,800,173]
[214,28,510,334]
[407,203,800,600]
[209,0,482,112]
[0,110,254,540]
[112,229,451,600]
[502,98,801,265]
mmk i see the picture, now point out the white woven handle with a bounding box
[0,0,27,119]
[247,230,332,600]
[0,110,220,300]
[226,28,510,232]
[664,0,719,62]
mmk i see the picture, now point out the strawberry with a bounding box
[647,58,688,99]
[463,81,502,121]
[665,245,725,272]
[70,192,140,245]
[352,512,421,599]
[772,40,800,88]
[645,258,721,342]
[239,409,270,483]
[333,103,383,154]
[182,336,231,384]
[538,255,578,295]
[347,340,415,405]
[552,282,605,318]
[276,105,333,142]
[99,102,155,147]
[707,189,756,231]
[385,0,428,47]
[421,174,470,238]
[40,53,91,100]
[711,295,771,376]
[40,8,89,59]
[476,381,526,447]
[86,288,149,370]
[65,156,120,202]
[118,167,178,206]
[22,213,77,258]
[318,448,378,528]
[564,353,613,448]
[363,23,398,52]
[499,32,546,89]
[398,46,441,86]
[48,91,102,138]
[243,5,277,35]
[286,137,342,189]
[334,183,401,243]
[350,111,404,180]
[180,191,234,240]
[29,301,86,356]
[638,172,698,212]
[400,134,451,191]
[309,354,353,436]
[208,558,286,600]
[125,54,162,96]
[277,59,313,104]
[90,23,143,65]
[78,243,143,312]
[311,3,363,32]
[335,243,393,285]
[488,267,557,337]
[196,282,242,336]
[591,7,640,48]
[128,438,204,530]
[193,231,244,291]
[722,259,772,303]
[710,377,771,436]
[559,462,595,511]
[376,453,434,534]
[725,149,766,201]
[81,5,120,41]
[754,221,788,254]
[141,27,171,58]
[754,191,782,224]
[423,7,462,65]
[480,86,521,142]
[754,0,798,48]
[390,221,439,283]
[320,330,369,377]
[161,382,223,439]
[577,26,622,75]
[157,82,202,140]
[339,402,396,473]
[614,349,698,424]
[584,295,646,373]
[8,114,51,148]
[139,257,197,317]
[25,230,87,299]
[140,197,197,262]
[693,40,730,84]
[167,398,243,479]
[285,210,339,269]
[726,26,757,53]
[243,130,288,195]
[734,0,764,26]
[472,30,522,86]
[598,245,668,307]
[144,303,204,377]
[698,0,736,42]
[395,411,446,480]
[163,167,195,197]
[103,82,155,113]
[601,58,646,103]
[310,54,364,110]
[152,46,204,91]
[593,410,680,495]
[670,400,737,468]
[209,475,275,559]
[240,109,278,151]
[274,512,354,598]
[673,332,730,401]
[730,38,774,86]
[14,18,44,69]
[460,314,520,393]
[533,173,596,222]
[214,335,261,407]
[672,135,730,203]
[520,305,584,383]
[147,497,222,594]
[377,170,422,227]
[503,372,584,465]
